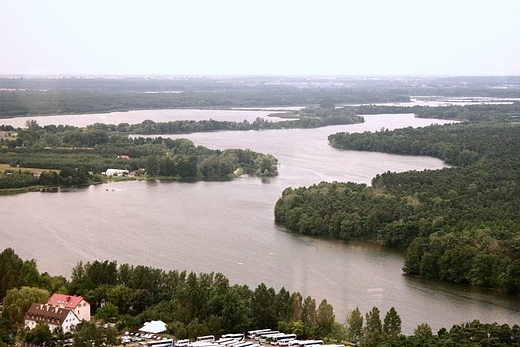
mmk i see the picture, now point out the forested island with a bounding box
[1,248,520,347]
[274,102,520,293]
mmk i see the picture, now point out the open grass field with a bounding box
[0,163,60,174]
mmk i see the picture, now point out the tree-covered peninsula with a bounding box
[274,105,520,293]
[0,121,279,192]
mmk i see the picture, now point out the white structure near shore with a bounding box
[103,169,129,176]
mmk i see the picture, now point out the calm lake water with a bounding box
[2,110,520,334]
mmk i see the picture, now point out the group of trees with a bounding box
[122,113,364,135]
[0,248,336,346]
[2,248,519,347]
[344,102,520,123]
[0,121,279,191]
[275,106,520,292]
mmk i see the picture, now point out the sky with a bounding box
[1,0,519,76]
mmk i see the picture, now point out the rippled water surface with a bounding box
[3,110,519,334]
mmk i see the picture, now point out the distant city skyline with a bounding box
[1,0,519,76]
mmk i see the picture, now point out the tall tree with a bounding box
[316,299,335,338]
[362,307,383,347]
[302,296,317,337]
[250,283,276,328]
[221,285,250,333]
[346,307,363,343]
[0,248,24,298]
[288,292,303,322]
[383,307,402,339]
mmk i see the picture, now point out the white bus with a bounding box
[269,335,297,345]
[215,338,236,345]
[228,342,252,347]
[139,340,174,347]
[247,330,272,339]
[221,334,244,342]
[196,336,215,343]
[288,340,323,347]
[255,331,280,341]
[260,334,286,344]
[188,343,214,347]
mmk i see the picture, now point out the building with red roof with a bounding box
[24,294,90,334]
[47,294,91,322]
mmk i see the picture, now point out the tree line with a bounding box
[119,114,363,135]
[275,109,520,293]
[0,83,408,118]
[2,248,519,347]
[344,102,520,122]
[3,76,520,119]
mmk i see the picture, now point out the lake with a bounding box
[2,109,520,334]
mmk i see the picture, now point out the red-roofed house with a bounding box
[47,294,90,322]
[24,303,81,334]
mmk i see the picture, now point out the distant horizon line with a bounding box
[1,73,520,79]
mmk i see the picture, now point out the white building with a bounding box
[24,294,91,334]
[103,169,129,176]
[24,303,80,334]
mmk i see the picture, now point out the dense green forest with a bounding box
[0,76,409,117]
[275,105,520,293]
[0,121,279,191]
[345,102,520,122]
[2,75,520,118]
[1,248,519,347]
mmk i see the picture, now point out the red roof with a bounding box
[48,294,85,309]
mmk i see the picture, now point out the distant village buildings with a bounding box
[24,294,90,334]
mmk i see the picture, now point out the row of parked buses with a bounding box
[170,330,342,347]
[246,330,327,347]
[174,334,246,347]
[246,330,343,347]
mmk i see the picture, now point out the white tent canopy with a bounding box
[138,320,167,334]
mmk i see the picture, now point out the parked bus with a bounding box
[188,343,214,347]
[247,330,272,339]
[227,342,252,347]
[215,338,236,345]
[255,331,280,341]
[260,334,286,344]
[269,335,297,345]
[139,339,174,347]
[288,340,323,347]
[196,336,215,343]
[221,334,244,342]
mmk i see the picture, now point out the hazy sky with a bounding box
[1,0,519,76]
